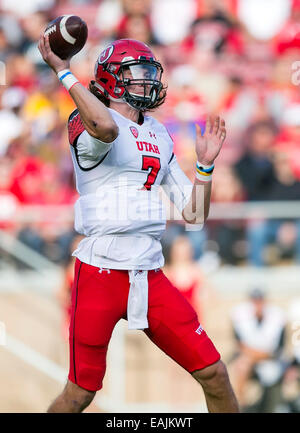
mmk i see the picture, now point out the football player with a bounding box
[38,35,239,413]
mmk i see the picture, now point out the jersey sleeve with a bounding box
[68,109,85,146]
[68,109,116,170]
[75,130,115,169]
[161,153,193,213]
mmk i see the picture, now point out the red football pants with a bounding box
[68,259,220,391]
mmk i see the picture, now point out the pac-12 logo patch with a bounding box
[130,126,139,138]
[98,45,114,64]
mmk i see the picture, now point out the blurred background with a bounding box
[0,0,300,413]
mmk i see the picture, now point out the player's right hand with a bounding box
[38,34,70,74]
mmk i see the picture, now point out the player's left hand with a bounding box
[195,116,226,165]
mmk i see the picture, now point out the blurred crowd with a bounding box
[1,0,300,266]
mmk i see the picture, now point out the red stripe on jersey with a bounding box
[68,110,85,146]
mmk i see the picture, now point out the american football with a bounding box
[44,15,88,59]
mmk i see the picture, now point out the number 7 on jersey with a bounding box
[141,155,161,190]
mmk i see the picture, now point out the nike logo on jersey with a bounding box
[136,141,160,154]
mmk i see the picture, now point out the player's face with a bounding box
[121,64,159,96]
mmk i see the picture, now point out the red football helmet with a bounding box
[92,39,165,111]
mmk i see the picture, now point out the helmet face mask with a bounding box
[118,60,163,110]
[93,39,165,112]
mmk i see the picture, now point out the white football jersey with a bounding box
[68,107,193,270]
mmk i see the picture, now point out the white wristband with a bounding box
[57,69,79,91]
[195,171,213,182]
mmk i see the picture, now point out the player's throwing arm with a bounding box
[38,29,118,144]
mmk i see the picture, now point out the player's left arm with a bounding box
[183,116,226,224]
[162,116,226,224]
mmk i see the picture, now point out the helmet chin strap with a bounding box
[124,98,139,110]
[122,86,155,111]
[108,95,124,103]
[108,93,141,113]
[103,82,155,111]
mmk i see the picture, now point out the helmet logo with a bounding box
[98,45,114,64]
[130,126,139,138]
